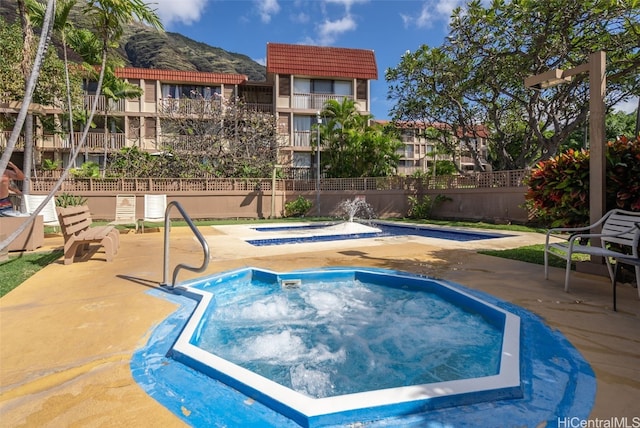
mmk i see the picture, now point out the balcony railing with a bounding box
[0,131,25,149]
[243,102,273,113]
[293,131,312,147]
[292,93,352,110]
[1,132,66,150]
[84,95,125,112]
[160,98,222,115]
[72,132,126,150]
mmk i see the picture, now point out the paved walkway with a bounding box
[1,225,638,426]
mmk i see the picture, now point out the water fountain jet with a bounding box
[337,198,376,222]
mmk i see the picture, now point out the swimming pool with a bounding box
[131,267,596,427]
[247,221,509,246]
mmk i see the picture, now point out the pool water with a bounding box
[194,275,503,398]
[169,267,521,427]
[247,222,508,246]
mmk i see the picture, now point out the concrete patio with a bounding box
[1,225,638,426]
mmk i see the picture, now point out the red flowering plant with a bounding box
[525,135,640,228]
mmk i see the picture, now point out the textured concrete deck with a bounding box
[1,224,638,426]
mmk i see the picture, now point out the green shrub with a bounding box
[284,196,313,217]
[41,159,60,170]
[70,161,100,178]
[56,192,87,207]
[407,194,450,219]
[525,135,640,227]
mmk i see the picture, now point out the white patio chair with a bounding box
[109,194,138,232]
[544,209,640,294]
[140,194,168,233]
[23,194,60,232]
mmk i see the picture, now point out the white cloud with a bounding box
[317,15,357,45]
[305,0,366,45]
[255,0,281,23]
[402,0,465,29]
[290,11,310,24]
[435,0,463,17]
[324,0,370,11]
[614,96,639,114]
[153,0,209,26]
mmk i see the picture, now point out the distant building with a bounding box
[373,120,491,175]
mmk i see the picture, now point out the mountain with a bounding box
[0,1,266,81]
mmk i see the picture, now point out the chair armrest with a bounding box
[566,227,636,242]
[546,225,593,236]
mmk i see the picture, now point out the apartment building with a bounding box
[379,120,491,176]
[265,43,377,176]
[1,42,378,177]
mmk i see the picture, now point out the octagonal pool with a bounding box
[169,267,521,427]
[131,267,596,427]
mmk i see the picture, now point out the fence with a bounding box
[29,169,528,194]
[24,169,531,223]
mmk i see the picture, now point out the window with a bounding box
[279,75,291,96]
[144,81,156,103]
[405,145,414,158]
[293,79,311,108]
[293,115,312,146]
[293,152,311,168]
[161,84,220,99]
[278,116,289,134]
[84,80,99,94]
[312,79,332,94]
[356,79,367,100]
[334,81,352,96]
[144,117,156,138]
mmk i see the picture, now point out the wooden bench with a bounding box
[56,205,120,265]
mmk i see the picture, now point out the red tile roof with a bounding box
[115,68,248,85]
[266,43,377,80]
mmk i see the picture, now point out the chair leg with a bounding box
[613,262,619,311]
[564,258,572,292]
[544,249,549,279]
[604,257,615,282]
[101,235,115,262]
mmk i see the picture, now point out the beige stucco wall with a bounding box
[41,187,529,224]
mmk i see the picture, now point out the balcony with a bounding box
[0,131,25,149]
[1,132,67,150]
[292,93,352,110]
[84,95,126,112]
[243,102,273,113]
[71,132,126,151]
[292,130,312,147]
[160,98,222,115]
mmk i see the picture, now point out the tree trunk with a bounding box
[21,114,34,210]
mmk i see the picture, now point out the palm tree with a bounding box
[26,0,79,167]
[0,0,55,177]
[99,67,143,176]
[0,0,163,253]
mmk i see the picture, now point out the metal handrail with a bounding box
[162,200,210,288]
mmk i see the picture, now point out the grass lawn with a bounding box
[478,244,588,267]
[0,250,63,297]
[0,218,570,298]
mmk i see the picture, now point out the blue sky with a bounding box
[152,0,638,120]
[152,0,464,120]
